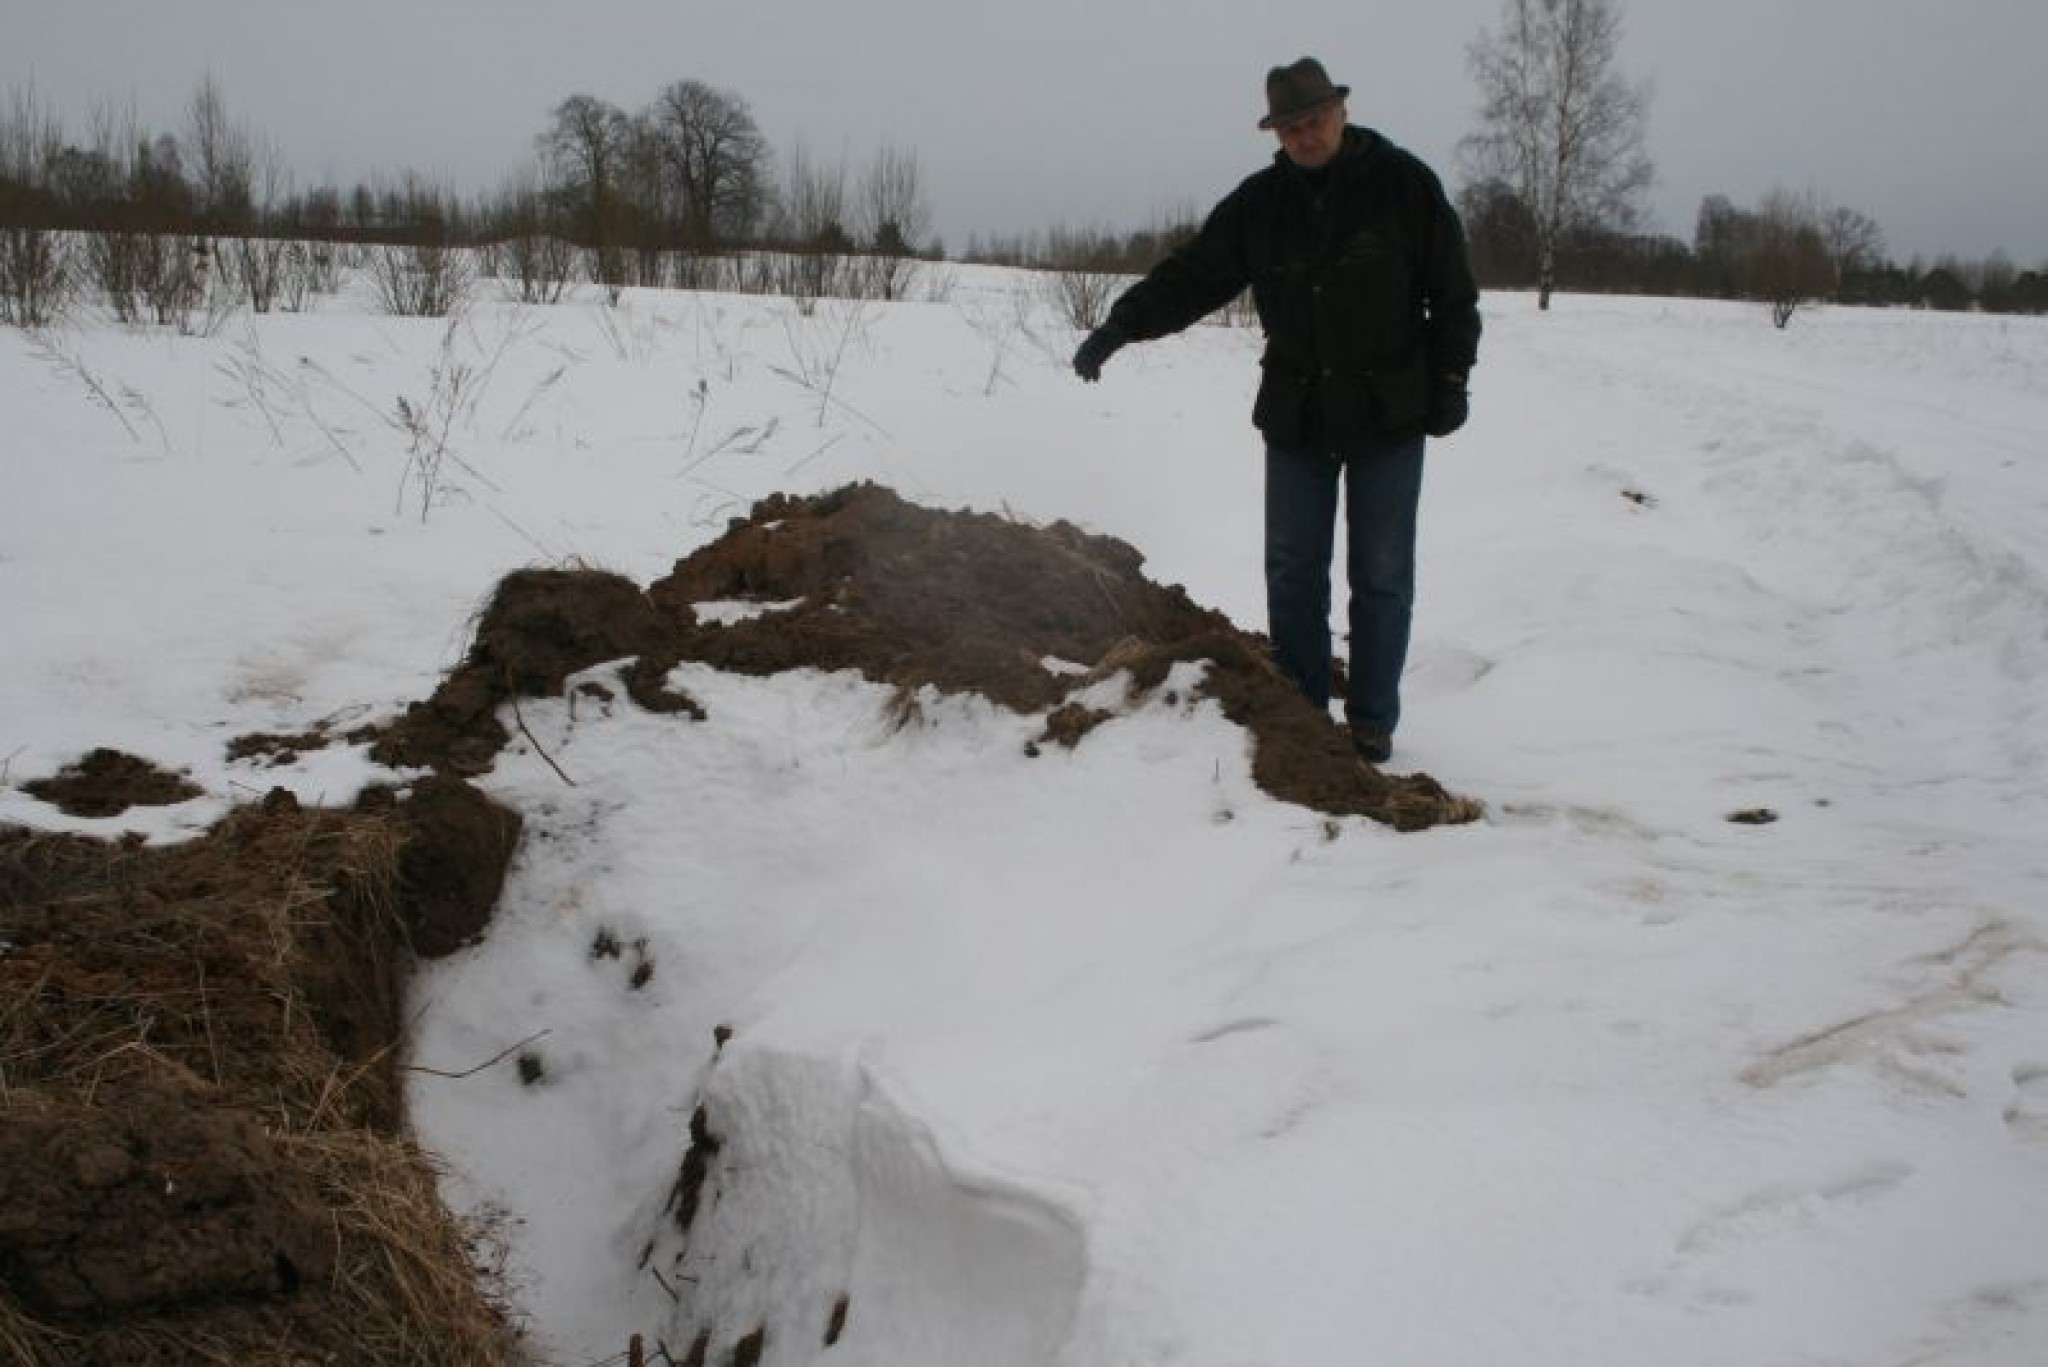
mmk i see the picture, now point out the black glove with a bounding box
[1424,376,1470,438]
[1072,324,1127,382]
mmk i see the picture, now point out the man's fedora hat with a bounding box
[1259,56,1350,129]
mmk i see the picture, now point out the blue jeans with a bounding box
[1263,435,1426,736]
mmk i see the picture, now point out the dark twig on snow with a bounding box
[402,1028,552,1080]
[510,693,578,787]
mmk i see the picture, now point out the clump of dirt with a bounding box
[0,1082,334,1319]
[382,482,1480,830]
[375,566,673,776]
[364,774,524,959]
[226,719,381,768]
[20,748,202,818]
[0,792,519,1364]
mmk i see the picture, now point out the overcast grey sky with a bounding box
[6,0,2044,267]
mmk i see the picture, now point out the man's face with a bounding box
[1274,99,1346,169]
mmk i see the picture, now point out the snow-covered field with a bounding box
[4,269,2046,1366]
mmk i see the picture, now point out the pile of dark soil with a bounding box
[4,481,1478,1365]
[379,482,1481,830]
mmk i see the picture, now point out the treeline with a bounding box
[7,74,2046,327]
[960,211,1203,276]
[0,76,942,326]
[963,179,2048,324]
[1460,179,2048,320]
[0,76,936,255]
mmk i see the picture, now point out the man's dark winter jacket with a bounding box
[1102,126,1481,449]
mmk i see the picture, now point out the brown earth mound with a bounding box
[380,482,1481,830]
[5,481,1477,1364]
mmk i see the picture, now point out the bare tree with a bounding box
[651,80,767,251]
[1461,0,1653,309]
[856,143,930,250]
[0,84,73,327]
[1819,205,1886,281]
[773,141,852,308]
[1037,223,1130,329]
[368,239,474,317]
[620,112,672,286]
[541,94,632,290]
[484,169,574,304]
[854,142,931,301]
[77,100,155,322]
[367,177,473,317]
[133,235,210,329]
[1749,189,1834,328]
[186,72,254,233]
[230,135,294,312]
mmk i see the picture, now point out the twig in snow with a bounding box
[403,1028,552,1080]
[510,693,577,786]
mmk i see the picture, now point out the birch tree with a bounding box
[1461,0,1653,309]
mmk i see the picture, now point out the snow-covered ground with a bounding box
[5,269,2046,1366]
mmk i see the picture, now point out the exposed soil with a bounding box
[378,482,1481,830]
[4,481,1479,1364]
[20,750,201,819]
[0,793,517,1364]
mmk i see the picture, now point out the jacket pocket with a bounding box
[1252,354,1309,445]
[1315,354,1427,442]
[1367,356,1430,431]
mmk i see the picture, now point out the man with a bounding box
[1073,57,1480,765]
